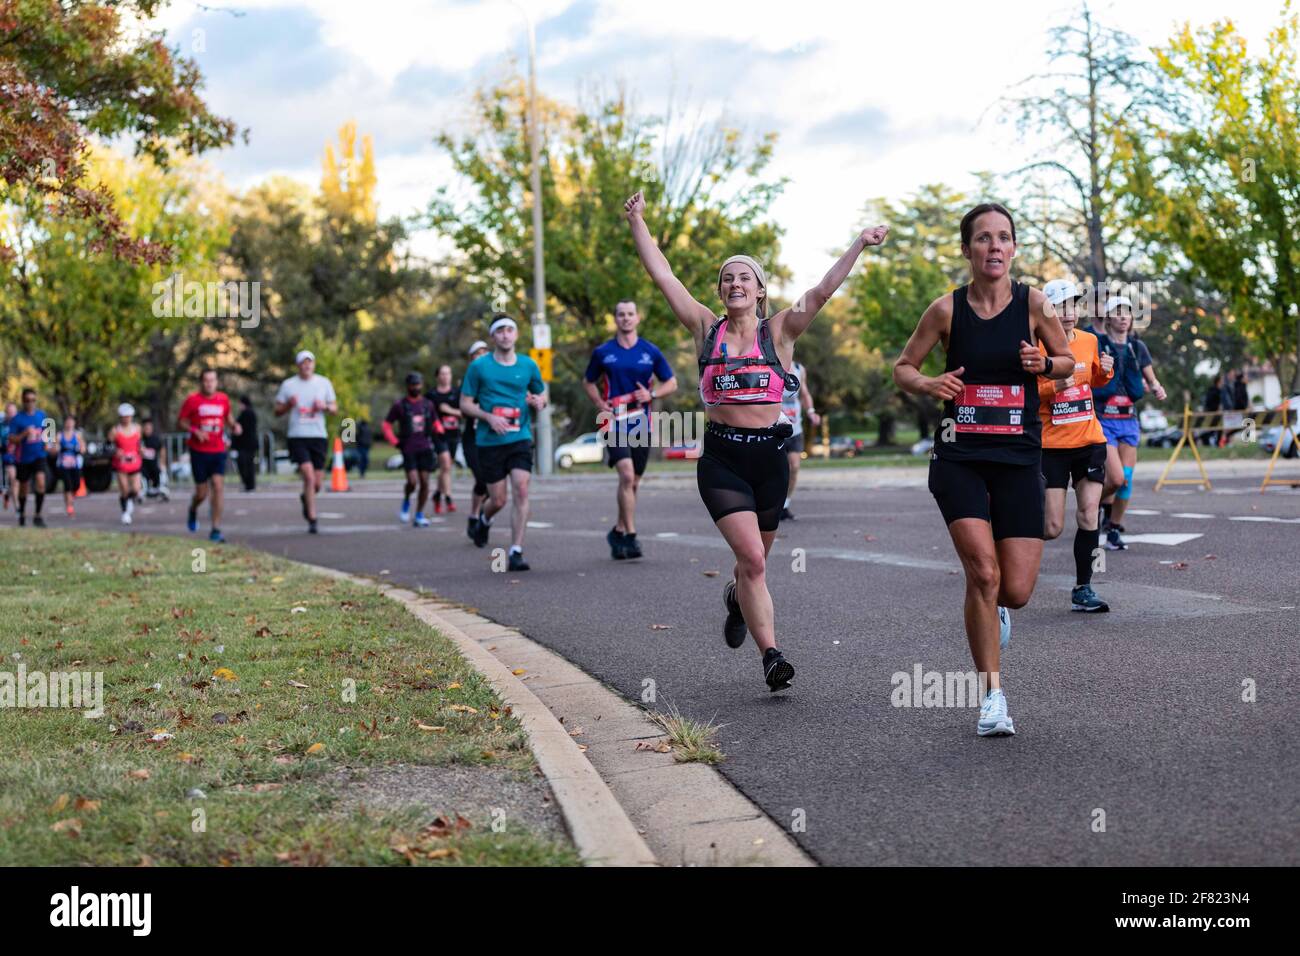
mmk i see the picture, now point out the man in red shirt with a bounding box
[178,368,241,543]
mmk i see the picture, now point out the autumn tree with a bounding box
[0,0,238,262]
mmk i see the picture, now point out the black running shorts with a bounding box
[478,439,533,485]
[696,423,790,532]
[928,455,1045,540]
[1041,442,1106,490]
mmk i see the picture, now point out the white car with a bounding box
[555,432,605,469]
[1139,408,1169,432]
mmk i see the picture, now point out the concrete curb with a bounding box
[293,561,656,867]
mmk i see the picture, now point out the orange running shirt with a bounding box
[1038,329,1113,449]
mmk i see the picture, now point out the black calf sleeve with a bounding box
[1074,526,1100,587]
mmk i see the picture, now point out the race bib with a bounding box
[492,406,522,432]
[117,452,139,466]
[711,370,771,401]
[59,453,77,469]
[142,446,157,460]
[441,415,460,430]
[1102,395,1135,419]
[955,384,1025,435]
[602,392,644,428]
[1051,384,1094,426]
[410,413,425,433]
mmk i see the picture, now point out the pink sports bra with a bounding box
[697,318,796,406]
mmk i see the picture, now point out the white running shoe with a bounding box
[978,688,1015,736]
[120,511,132,525]
[399,500,411,523]
[998,606,1011,650]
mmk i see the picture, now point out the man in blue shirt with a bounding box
[460,315,547,571]
[8,388,52,527]
[583,300,676,559]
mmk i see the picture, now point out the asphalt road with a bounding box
[33,462,1300,865]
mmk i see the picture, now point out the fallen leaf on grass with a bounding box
[416,723,447,732]
[254,626,272,638]
[74,797,100,813]
[212,668,238,682]
[305,742,325,754]
[178,753,196,764]
[127,769,150,781]
[290,606,307,614]
[448,704,478,714]
[50,818,82,836]
[50,793,70,813]
[287,680,309,689]
[270,576,285,584]
[425,848,458,860]
[447,682,461,690]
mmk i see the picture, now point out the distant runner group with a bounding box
[3,196,1167,728]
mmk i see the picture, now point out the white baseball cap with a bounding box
[1043,279,1082,306]
[488,317,517,334]
[117,403,135,418]
[295,350,315,365]
[467,340,488,356]
[1104,295,1134,315]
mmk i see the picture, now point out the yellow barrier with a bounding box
[1153,401,1299,493]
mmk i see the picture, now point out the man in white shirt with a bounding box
[274,350,337,533]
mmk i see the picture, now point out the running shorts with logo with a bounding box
[696,422,791,532]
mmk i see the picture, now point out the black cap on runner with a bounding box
[405,372,423,386]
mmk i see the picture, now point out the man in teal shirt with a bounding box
[460,314,547,570]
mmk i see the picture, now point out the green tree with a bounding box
[0,0,238,261]
[428,79,787,434]
[848,185,973,442]
[1119,5,1300,393]
[0,147,231,426]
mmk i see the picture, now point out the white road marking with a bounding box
[1170,513,1215,519]
[655,532,680,538]
[526,521,554,528]
[1229,516,1300,524]
[1127,509,1162,516]
[1113,533,1205,546]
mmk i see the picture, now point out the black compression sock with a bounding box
[34,492,43,515]
[1101,503,1113,529]
[119,495,128,512]
[1074,526,1099,586]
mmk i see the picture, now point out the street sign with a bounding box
[529,347,553,382]
[532,324,552,349]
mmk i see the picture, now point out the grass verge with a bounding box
[0,529,577,866]
[648,705,725,765]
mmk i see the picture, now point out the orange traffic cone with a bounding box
[329,437,349,492]
[76,476,87,497]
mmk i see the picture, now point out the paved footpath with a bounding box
[42,460,1300,865]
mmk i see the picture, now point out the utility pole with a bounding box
[514,4,553,475]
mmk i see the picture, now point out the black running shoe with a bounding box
[308,519,319,534]
[507,550,530,572]
[472,514,491,548]
[606,526,626,560]
[763,647,794,692]
[17,513,25,527]
[723,580,747,648]
[466,515,479,541]
[779,506,794,522]
[32,515,45,528]
[623,532,642,559]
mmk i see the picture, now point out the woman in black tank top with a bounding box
[893,203,1073,738]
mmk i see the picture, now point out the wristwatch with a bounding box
[1044,356,1054,376]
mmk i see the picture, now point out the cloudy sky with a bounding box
[151,0,1281,292]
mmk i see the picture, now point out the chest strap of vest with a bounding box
[698,319,800,391]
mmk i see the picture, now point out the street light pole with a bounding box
[516,5,553,475]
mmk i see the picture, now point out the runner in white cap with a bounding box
[1095,296,1165,550]
[274,350,337,534]
[108,402,144,524]
[460,315,547,571]
[1038,280,1114,612]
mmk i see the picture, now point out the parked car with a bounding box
[554,432,605,469]
[1139,408,1169,432]
[1144,427,1187,448]
[910,437,934,457]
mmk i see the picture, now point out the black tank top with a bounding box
[936,281,1041,466]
